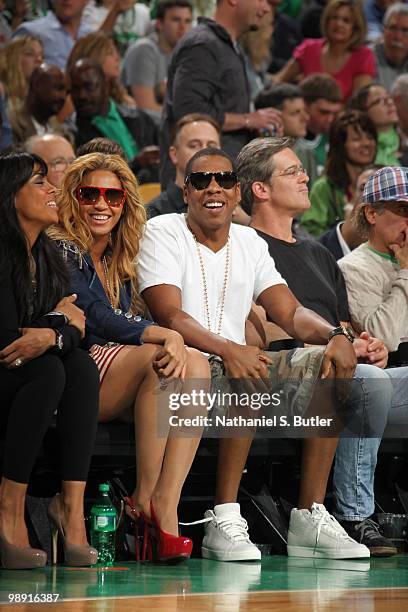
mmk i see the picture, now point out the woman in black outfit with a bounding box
[0,152,99,569]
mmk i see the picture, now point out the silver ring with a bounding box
[13,358,23,367]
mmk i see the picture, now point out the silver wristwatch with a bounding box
[54,330,64,351]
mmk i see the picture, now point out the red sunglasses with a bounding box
[76,186,126,208]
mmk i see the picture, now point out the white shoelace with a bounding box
[312,506,353,552]
[180,511,250,542]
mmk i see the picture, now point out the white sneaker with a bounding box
[201,503,261,561]
[287,503,370,559]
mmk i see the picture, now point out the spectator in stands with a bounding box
[76,136,125,158]
[240,10,274,101]
[0,0,38,44]
[25,134,75,188]
[237,136,405,557]
[0,36,44,112]
[255,84,309,138]
[318,165,380,260]
[13,0,92,70]
[148,113,221,219]
[268,0,302,74]
[0,152,99,569]
[159,0,283,188]
[372,3,408,92]
[137,146,368,561]
[8,63,69,144]
[85,1,151,55]
[67,32,135,109]
[275,0,375,103]
[299,0,327,39]
[348,83,400,166]
[1,1,44,33]
[339,166,408,367]
[391,74,408,165]
[52,152,210,563]
[364,0,405,43]
[296,74,342,186]
[301,110,377,237]
[122,0,193,119]
[70,59,159,183]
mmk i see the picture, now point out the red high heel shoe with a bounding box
[145,502,193,563]
[123,497,148,561]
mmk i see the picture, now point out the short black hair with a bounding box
[156,0,192,20]
[255,84,303,111]
[184,147,235,180]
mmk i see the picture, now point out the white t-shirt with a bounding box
[137,214,286,345]
[83,2,151,44]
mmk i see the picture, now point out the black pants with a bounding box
[0,349,99,484]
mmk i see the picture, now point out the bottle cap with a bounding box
[99,483,110,492]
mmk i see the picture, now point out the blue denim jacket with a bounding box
[58,241,154,350]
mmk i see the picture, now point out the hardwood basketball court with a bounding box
[1,555,408,610]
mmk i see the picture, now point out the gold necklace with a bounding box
[192,233,230,335]
[102,256,114,308]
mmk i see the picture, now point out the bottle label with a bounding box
[93,515,116,531]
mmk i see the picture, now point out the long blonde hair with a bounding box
[51,153,146,312]
[66,32,127,104]
[0,36,44,109]
[240,12,273,72]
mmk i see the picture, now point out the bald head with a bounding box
[70,58,109,117]
[28,64,67,119]
[25,134,75,187]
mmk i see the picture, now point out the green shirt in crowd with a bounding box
[375,127,400,167]
[91,99,139,161]
[300,175,346,238]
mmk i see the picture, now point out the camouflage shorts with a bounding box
[208,346,325,418]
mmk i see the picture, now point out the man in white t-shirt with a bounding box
[137,147,368,562]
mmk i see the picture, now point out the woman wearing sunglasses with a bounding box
[0,152,99,569]
[51,153,210,563]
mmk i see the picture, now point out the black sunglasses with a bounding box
[185,171,238,191]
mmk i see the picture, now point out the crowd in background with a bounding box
[0,0,408,238]
[1,0,408,572]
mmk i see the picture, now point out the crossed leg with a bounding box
[99,344,210,535]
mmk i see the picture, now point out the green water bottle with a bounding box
[90,484,117,566]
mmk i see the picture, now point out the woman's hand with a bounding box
[0,328,56,368]
[153,329,188,379]
[55,294,86,338]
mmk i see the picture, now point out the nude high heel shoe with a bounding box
[0,532,46,569]
[47,494,97,567]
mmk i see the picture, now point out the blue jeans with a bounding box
[333,364,408,521]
